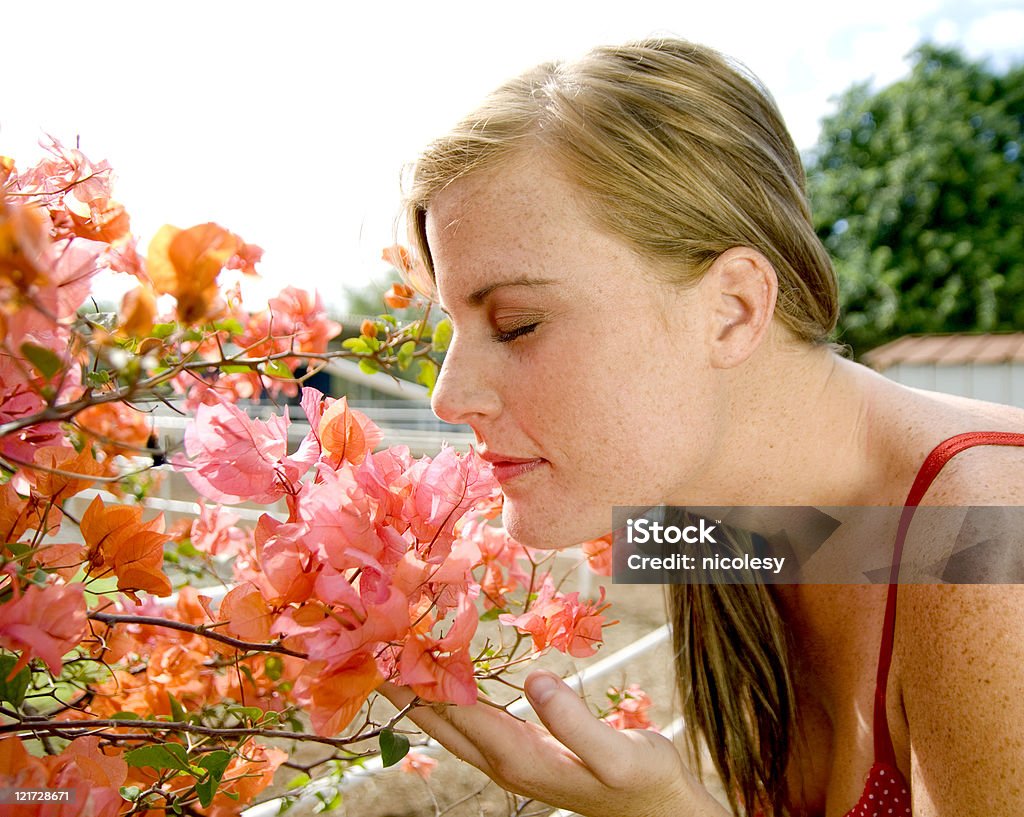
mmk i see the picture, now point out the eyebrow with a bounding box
[439,276,557,314]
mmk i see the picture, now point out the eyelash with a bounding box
[493,323,538,344]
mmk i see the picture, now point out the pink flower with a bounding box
[403,447,499,563]
[499,578,612,658]
[190,501,250,557]
[0,583,87,677]
[582,533,613,576]
[602,684,656,731]
[273,583,409,674]
[172,397,318,504]
[397,593,479,705]
[401,751,438,780]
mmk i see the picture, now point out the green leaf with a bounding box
[213,318,245,336]
[151,322,178,339]
[342,338,372,354]
[125,743,192,774]
[263,359,292,379]
[195,750,232,806]
[197,750,232,777]
[19,342,62,380]
[479,607,503,622]
[378,729,410,767]
[431,318,453,353]
[228,704,263,722]
[378,313,397,326]
[416,359,438,392]
[221,364,255,374]
[0,655,31,708]
[86,370,112,388]
[110,711,142,720]
[119,786,142,802]
[168,692,186,723]
[396,340,416,372]
[286,772,311,791]
[358,359,381,375]
[264,655,283,681]
[196,777,217,807]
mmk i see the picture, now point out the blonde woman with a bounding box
[383,39,1024,817]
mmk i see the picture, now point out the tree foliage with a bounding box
[806,44,1024,354]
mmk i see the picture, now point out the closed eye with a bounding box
[493,323,538,343]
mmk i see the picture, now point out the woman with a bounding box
[382,38,1024,816]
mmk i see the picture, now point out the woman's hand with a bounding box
[380,670,728,817]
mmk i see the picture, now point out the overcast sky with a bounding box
[3,0,1022,312]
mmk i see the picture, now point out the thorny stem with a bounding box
[87,612,308,658]
[0,718,385,750]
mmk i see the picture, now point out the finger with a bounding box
[377,682,495,774]
[524,670,641,785]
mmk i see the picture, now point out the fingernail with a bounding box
[527,672,559,705]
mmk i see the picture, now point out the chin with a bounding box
[500,497,608,551]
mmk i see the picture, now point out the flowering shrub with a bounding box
[0,140,627,815]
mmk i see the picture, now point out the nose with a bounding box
[430,335,502,427]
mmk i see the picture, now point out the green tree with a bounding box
[806,44,1024,355]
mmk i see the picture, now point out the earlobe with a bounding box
[705,247,778,369]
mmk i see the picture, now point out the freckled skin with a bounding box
[422,154,1024,815]
[427,158,724,549]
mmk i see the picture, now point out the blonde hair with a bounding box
[404,38,837,816]
[405,37,838,345]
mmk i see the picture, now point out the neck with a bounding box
[669,344,882,507]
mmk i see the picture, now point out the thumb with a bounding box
[525,670,633,782]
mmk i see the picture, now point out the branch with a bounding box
[88,612,307,659]
[0,717,390,751]
[0,342,424,439]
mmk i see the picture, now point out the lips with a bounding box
[477,450,546,484]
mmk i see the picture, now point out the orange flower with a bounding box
[80,494,173,600]
[31,444,103,503]
[204,744,287,817]
[116,284,158,338]
[218,582,275,642]
[383,282,415,310]
[147,222,245,323]
[318,396,383,466]
[294,654,382,736]
[67,200,131,244]
[381,244,433,297]
[0,199,51,301]
[76,400,151,459]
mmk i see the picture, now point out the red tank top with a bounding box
[761,431,1024,817]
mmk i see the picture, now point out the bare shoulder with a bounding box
[906,389,1024,505]
[896,583,1024,813]
[886,391,1024,810]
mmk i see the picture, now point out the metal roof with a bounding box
[863,333,1024,370]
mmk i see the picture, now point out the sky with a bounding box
[3,0,1023,314]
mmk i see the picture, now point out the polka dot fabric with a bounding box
[843,761,912,817]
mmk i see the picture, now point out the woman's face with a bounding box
[425,157,726,549]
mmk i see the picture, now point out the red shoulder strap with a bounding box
[873,431,1024,765]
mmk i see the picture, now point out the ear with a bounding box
[703,247,778,369]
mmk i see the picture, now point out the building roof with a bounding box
[863,333,1024,370]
